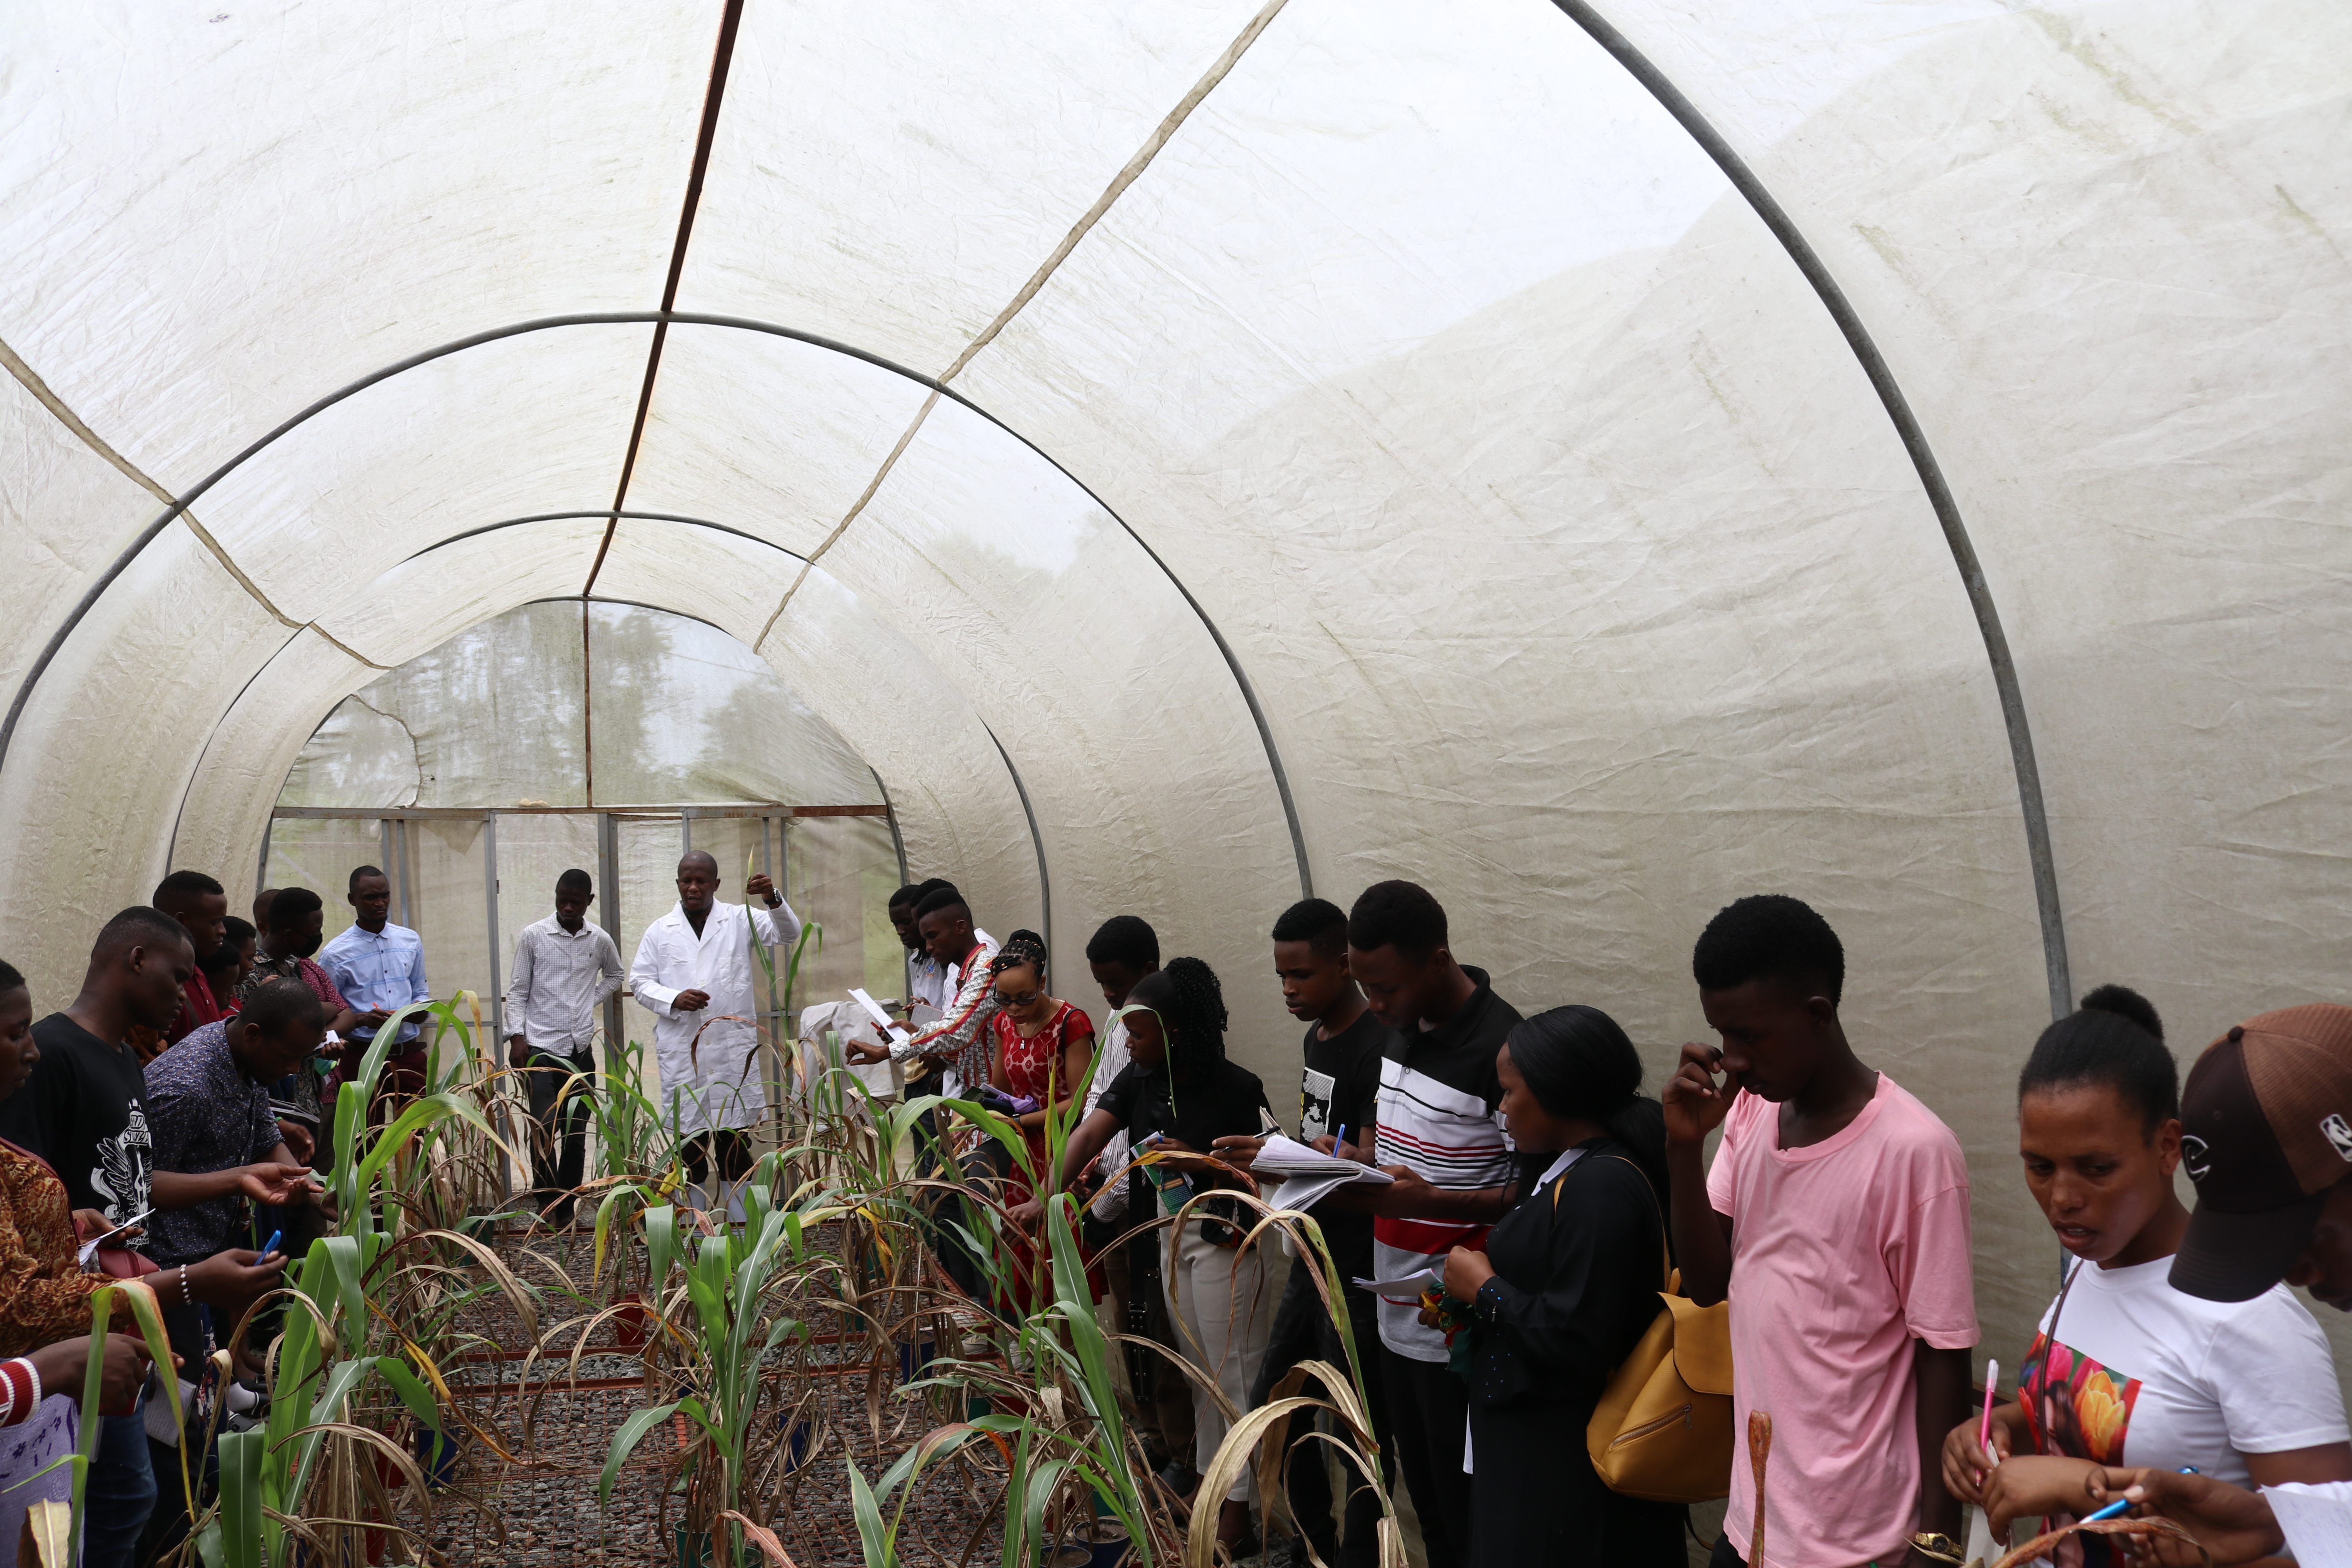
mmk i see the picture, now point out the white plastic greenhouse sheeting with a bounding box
[3,0,2347,1390]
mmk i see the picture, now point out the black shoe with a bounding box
[1155,1459,1200,1497]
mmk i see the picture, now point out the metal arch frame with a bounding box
[0,311,1316,913]
[1550,0,2071,1022]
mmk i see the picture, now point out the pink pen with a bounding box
[1978,1357,2001,1466]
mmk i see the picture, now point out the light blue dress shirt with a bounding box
[319,921,430,1046]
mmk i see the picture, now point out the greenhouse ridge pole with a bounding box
[1551,0,2072,1021]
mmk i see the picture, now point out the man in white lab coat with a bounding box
[629,850,800,1196]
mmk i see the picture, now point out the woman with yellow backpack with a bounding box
[1428,1005,1690,1564]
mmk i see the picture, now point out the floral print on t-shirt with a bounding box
[2018,1332,2145,1568]
[2020,1331,2143,1464]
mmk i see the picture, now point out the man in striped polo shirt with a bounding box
[1349,881,1520,1568]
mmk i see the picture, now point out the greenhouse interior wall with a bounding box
[2,0,2349,1526]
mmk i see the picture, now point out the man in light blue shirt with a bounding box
[318,864,431,1108]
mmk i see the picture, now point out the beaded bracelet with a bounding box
[177,1263,191,1310]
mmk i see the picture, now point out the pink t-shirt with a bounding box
[1706,1073,1977,1568]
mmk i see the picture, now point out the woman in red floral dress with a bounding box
[986,932,1094,1312]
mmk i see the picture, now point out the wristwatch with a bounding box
[1907,1532,1966,1566]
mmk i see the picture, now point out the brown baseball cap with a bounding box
[2171,1004,2352,1302]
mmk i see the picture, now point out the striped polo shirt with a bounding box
[1370,967,1522,1360]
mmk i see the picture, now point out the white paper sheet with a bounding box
[1352,1266,1440,1296]
[2266,1481,2352,1567]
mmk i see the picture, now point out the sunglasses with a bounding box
[995,988,1042,1007]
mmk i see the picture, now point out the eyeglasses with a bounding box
[996,989,1041,1007]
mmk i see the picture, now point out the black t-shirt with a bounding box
[1297,1009,1389,1281]
[1096,1056,1270,1151]
[1097,1056,1270,1229]
[0,1014,155,1246]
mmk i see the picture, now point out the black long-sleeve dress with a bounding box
[1465,1138,1685,1565]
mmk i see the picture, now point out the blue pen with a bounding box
[2081,1466,2196,1523]
[257,1230,282,1260]
[1334,1125,1348,1150]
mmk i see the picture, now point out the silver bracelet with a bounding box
[178,1263,192,1308]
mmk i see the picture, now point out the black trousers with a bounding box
[523,1047,596,1210]
[1249,1255,1396,1568]
[683,1127,753,1187]
[1377,1344,1473,1568]
[1708,1535,1746,1568]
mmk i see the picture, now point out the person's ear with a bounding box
[2152,1116,2183,1176]
[1805,993,1838,1033]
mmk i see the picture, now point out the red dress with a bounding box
[989,1001,1093,1310]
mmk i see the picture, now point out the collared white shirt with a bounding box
[630,897,801,1136]
[505,913,624,1055]
[907,950,948,1012]
[320,921,430,1045]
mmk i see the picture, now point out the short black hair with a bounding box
[265,886,323,931]
[889,883,925,910]
[153,870,224,911]
[96,906,192,962]
[1084,915,1159,971]
[349,865,388,892]
[202,918,256,978]
[238,975,325,1038]
[1348,881,1447,957]
[916,878,957,903]
[914,886,968,921]
[556,867,593,895]
[2018,984,2176,1135]
[1271,898,1349,960]
[1691,894,1845,1005]
[0,960,24,995]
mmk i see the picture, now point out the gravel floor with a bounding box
[380,1226,1446,1567]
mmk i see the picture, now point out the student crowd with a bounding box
[0,851,2348,1568]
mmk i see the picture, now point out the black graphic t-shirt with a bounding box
[0,1014,156,1248]
[1298,1010,1390,1283]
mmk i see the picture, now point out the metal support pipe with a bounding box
[679,807,692,860]
[759,814,784,1140]
[598,811,624,1058]
[482,811,513,1203]
[483,813,503,1042]
[254,815,273,901]
[394,817,414,931]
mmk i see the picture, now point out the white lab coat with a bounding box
[630,898,800,1137]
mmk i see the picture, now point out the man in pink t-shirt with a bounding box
[1664,895,1977,1568]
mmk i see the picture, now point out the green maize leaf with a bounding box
[216,1427,265,1568]
[374,1354,443,1434]
[845,1457,891,1568]
[598,1400,682,1514]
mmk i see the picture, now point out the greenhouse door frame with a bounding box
[261,799,890,1058]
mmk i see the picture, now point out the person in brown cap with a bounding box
[2169,1003,2352,1306]
[2085,1003,2352,1560]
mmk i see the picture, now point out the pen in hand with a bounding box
[2081,1466,2196,1523]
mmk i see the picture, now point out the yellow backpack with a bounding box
[1579,1157,1736,1503]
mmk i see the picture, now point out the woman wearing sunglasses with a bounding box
[988,931,1095,1311]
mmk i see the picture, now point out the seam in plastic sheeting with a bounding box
[0,334,388,675]
[584,0,748,597]
[1552,0,2071,1021]
[0,311,1314,909]
[752,387,941,642]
